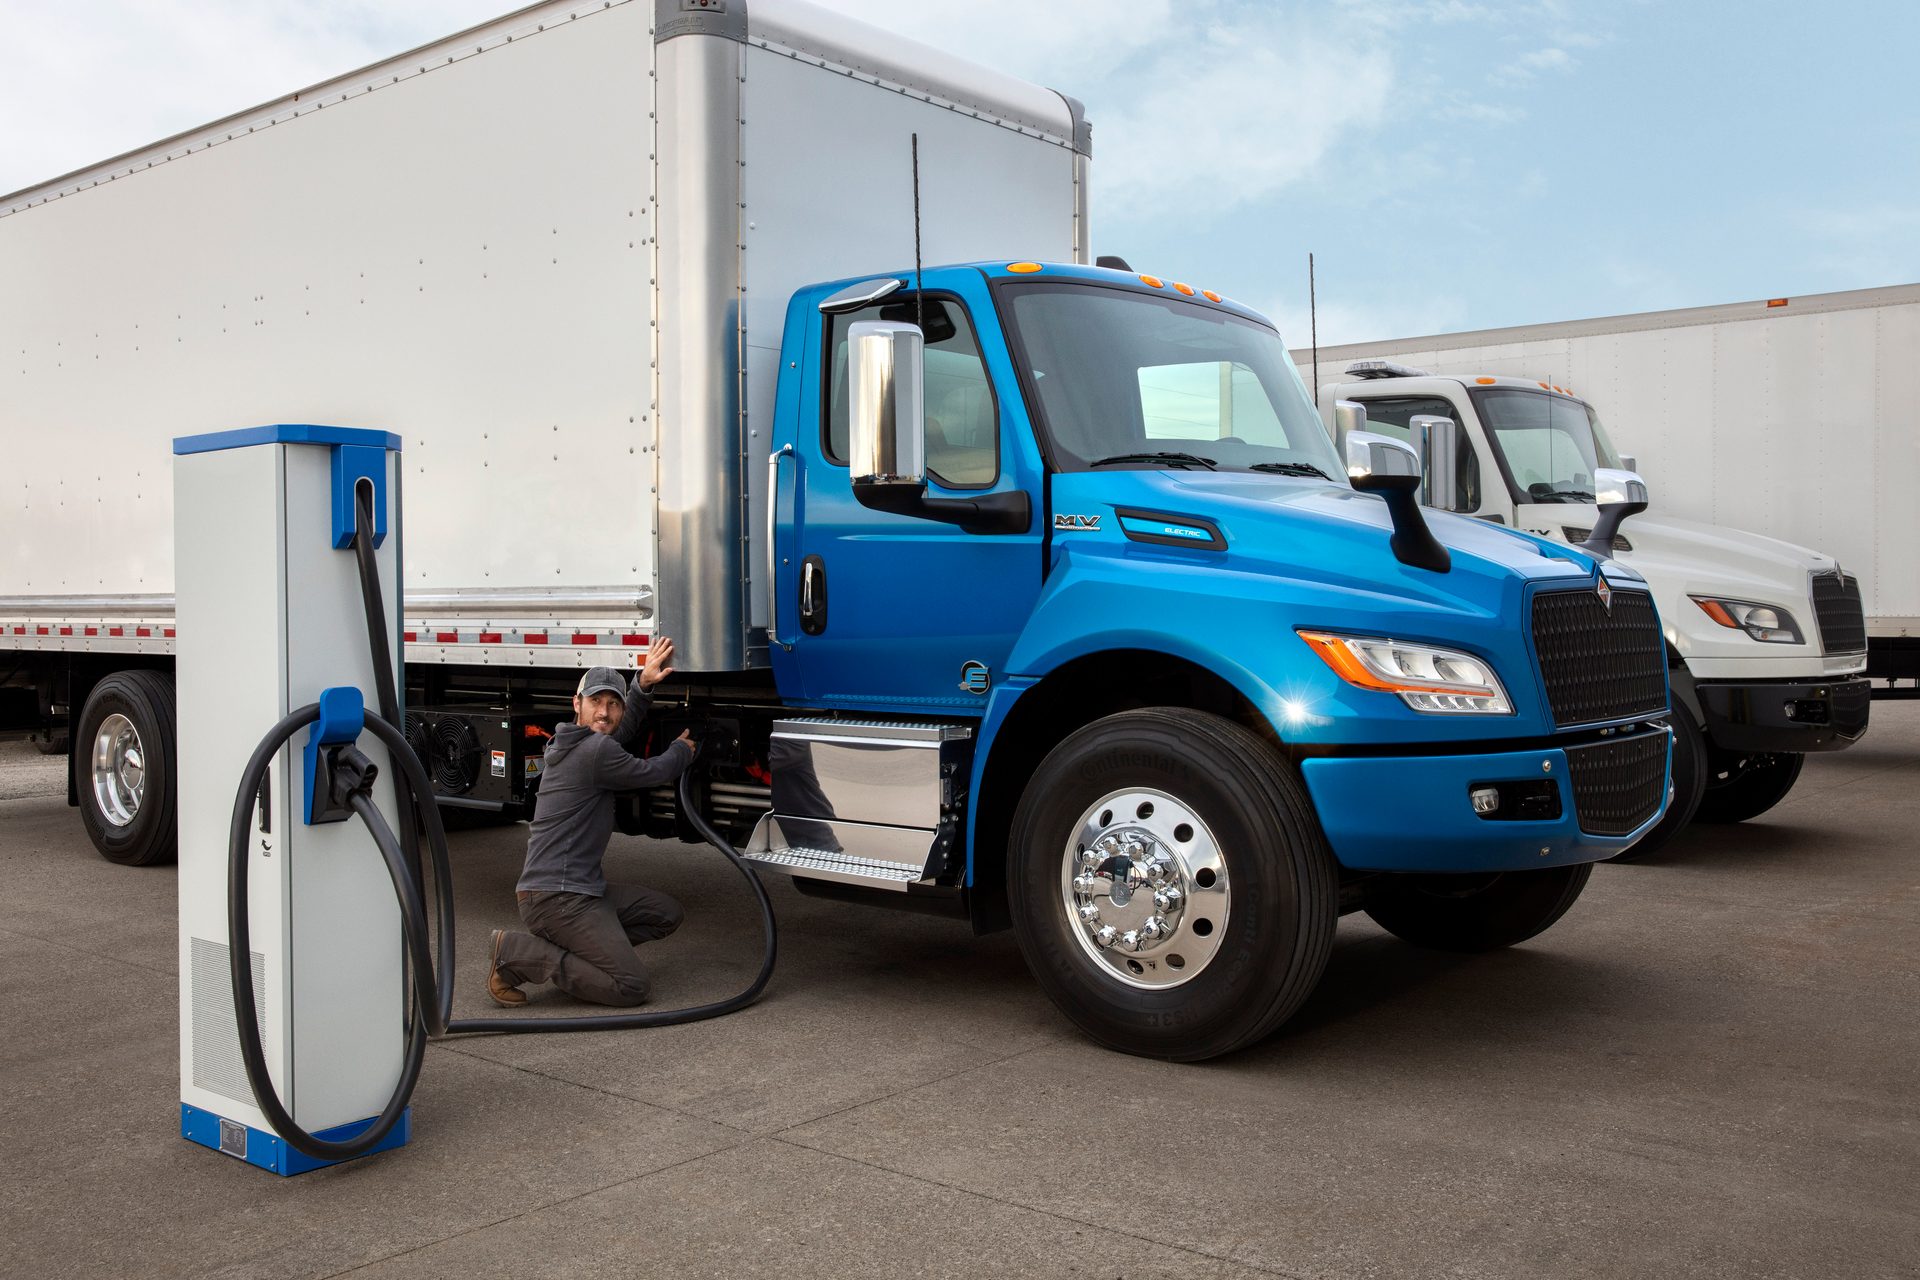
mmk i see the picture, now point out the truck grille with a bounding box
[1565,731,1669,836]
[1532,586,1667,726]
[1810,572,1866,655]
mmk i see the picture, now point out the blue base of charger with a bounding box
[180,1103,410,1176]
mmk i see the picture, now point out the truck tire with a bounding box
[76,670,178,866]
[1609,703,1705,862]
[1362,863,1591,952]
[1007,708,1338,1061]
[1693,751,1803,824]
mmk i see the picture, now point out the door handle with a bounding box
[799,555,828,635]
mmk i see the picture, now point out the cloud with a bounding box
[1490,46,1575,84]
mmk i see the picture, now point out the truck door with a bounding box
[773,285,1045,712]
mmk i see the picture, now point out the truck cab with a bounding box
[1318,363,1869,855]
[753,263,1674,1056]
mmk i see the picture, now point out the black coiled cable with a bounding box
[226,488,777,1162]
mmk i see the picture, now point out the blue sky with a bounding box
[5,0,1915,344]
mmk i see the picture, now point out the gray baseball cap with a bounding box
[576,666,628,699]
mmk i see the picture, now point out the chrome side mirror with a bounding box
[1347,430,1449,573]
[1617,453,1638,475]
[847,320,925,489]
[1331,399,1368,455]
[1579,467,1650,560]
[1409,414,1464,512]
[1345,430,1422,485]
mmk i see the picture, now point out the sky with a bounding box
[4,0,1916,346]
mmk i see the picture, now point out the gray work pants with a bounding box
[495,884,684,1006]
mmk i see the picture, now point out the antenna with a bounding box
[1309,252,1319,402]
[911,133,925,335]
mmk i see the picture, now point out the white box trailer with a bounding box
[3,0,1084,670]
[1,0,1086,854]
[1295,283,1920,695]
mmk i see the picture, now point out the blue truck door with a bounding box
[776,284,1045,713]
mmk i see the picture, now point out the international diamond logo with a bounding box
[1595,577,1613,612]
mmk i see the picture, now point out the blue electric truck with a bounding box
[1,0,1669,1058]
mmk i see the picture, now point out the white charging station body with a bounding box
[173,426,408,1174]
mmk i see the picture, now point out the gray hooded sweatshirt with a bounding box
[516,680,694,897]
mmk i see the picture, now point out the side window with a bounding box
[825,297,997,489]
[1353,396,1481,513]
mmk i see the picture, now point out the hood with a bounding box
[1529,506,1835,604]
[545,720,597,766]
[1060,470,1609,604]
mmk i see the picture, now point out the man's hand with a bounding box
[639,636,676,690]
[674,729,697,757]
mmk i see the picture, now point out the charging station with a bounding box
[173,425,409,1174]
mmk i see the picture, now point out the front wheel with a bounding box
[1362,863,1592,952]
[1008,709,1337,1061]
[1693,750,1803,824]
[76,670,178,866]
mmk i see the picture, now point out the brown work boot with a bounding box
[487,929,527,1007]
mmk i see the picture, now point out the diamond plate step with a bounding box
[742,845,925,890]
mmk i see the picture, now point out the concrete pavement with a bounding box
[1,707,1915,1278]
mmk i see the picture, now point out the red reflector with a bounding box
[435,631,459,643]
[479,632,503,644]
[84,627,98,636]
[36,627,49,635]
[136,627,152,637]
[12,626,24,634]
[622,633,648,646]
[571,633,598,645]
[60,626,73,635]
[109,627,124,636]
[523,633,548,644]
[164,628,176,638]
[1766,297,1788,308]
[403,631,417,642]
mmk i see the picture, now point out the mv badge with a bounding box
[959,661,991,695]
[1054,513,1101,531]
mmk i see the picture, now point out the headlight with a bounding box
[1690,596,1804,644]
[1297,631,1513,714]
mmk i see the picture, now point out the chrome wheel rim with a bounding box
[1059,788,1230,990]
[91,713,145,828]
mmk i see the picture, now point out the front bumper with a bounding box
[1300,729,1671,872]
[1695,677,1870,753]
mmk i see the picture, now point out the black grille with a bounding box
[1565,731,1669,836]
[1811,572,1866,655]
[1532,587,1667,726]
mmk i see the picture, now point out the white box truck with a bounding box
[3,0,1680,1058]
[1297,286,1905,851]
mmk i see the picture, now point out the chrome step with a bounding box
[741,845,925,888]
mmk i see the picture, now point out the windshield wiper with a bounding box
[1246,461,1331,480]
[1088,451,1219,471]
[1532,488,1595,503]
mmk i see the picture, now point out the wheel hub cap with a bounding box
[91,712,145,828]
[1060,789,1230,989]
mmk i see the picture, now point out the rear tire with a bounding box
[76,670,178,866]
[1610,702,1704,862]
[1362,863,1591,952]
[1007,708,1338,1061]
[1693,750,1803,824]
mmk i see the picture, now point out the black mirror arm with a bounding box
[1579,499,1648,560]
[1354,473,1452,573]
[851,481,1032,535]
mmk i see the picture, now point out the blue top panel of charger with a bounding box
[172,424,402,455]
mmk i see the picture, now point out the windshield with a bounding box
[996,280,1342,478]
[1469,387,1624,504]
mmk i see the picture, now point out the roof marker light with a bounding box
[1172,282,1195,296]
[1767,298,1789,308]
[1202,289,1222,302]
[1139,274,1164,288]
[1538,381,1550,390]
[1475,376,1496,384]
[1007,262,1042,274]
